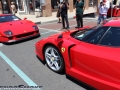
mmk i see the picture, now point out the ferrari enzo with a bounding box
[35,19,120,90]
[0,14,40,43]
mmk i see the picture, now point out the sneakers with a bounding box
[75,26,83,28]
[62,27,66,29]
[62,27,70,29]
[66,27,70,30]
[58,22,62,23]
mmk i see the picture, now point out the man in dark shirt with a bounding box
[75,0,85,28]
[60,0,69,29]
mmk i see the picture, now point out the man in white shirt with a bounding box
[97,0,110,24]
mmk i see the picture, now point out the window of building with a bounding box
[113,0,117,5]
[35,0,40,9]
[18,0,24,11]
[1,0,10,13]
[51,0,59,11]
[29,0,34,11]
[89,0,97,7]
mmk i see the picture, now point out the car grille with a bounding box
[16,32,35,38]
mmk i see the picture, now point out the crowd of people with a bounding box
[56,0,112,30]
[56,0,85,29]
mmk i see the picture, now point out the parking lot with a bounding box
[0,18,97,90]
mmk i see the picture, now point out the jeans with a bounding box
[61,14,69,28]
[97,14,107,24]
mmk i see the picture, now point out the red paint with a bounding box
[0,14,40,43]
[35,19,120,90]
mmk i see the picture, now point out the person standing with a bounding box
[11,2,16,15]
[97,0,110,25]
[60,0,69,29]
[56,1,62,23]
[75,0,85,28]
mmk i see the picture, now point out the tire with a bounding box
[44,45,64,73]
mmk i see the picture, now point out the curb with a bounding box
[37,16,114,25]
[35,16,98,25]
[40,17,74,24]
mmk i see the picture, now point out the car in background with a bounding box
[0,14,40,43]
[35,19,120,90]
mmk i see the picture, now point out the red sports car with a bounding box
[0,14,40,43]
[35,19,120,90]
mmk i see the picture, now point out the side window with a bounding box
[99,27,120,47]
[86,27,109,44]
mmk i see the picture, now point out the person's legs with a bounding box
[12,10,15,15]
[58,17,61,23]
[64,14,69,29]
[57,13,61,23]
[75,14,80,28]
[102,15,107,24]
[61,15,65,29]
[79,14,83,27]
[97,15,102,25]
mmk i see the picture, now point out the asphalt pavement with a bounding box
[0,19,98,90]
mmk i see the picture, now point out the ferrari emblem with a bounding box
[61,47,65,53]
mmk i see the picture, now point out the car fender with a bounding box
[38,37,76,69]
[57,39,76,69]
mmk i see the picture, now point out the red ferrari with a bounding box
[0,14,40,43]
[35,19,120,90]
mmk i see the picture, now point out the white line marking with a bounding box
[0,51,42,90]
[41,31,53,35]
[40,28,61,32]
[0,43,3,47]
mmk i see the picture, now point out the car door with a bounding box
[70,27,120,85]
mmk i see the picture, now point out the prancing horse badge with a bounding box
[61,47,65,53]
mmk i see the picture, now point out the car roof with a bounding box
[0,14,13,16]
[104,19,120,27]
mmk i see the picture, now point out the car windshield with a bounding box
[0,15,21,23]
[71,25,102,40]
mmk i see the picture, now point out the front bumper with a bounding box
[2,33,40,43]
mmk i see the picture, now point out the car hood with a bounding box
[0,20,36,35]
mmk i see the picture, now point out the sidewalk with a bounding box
[16,10,98,24]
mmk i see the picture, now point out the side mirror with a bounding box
[24,17,27,20]
[56,34,63,44]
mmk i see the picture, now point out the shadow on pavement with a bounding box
[66,75,97,90]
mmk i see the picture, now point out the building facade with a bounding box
[0,0,119,16]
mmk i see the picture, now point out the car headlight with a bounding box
[32,26,39,30]
[4,30,13,36]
